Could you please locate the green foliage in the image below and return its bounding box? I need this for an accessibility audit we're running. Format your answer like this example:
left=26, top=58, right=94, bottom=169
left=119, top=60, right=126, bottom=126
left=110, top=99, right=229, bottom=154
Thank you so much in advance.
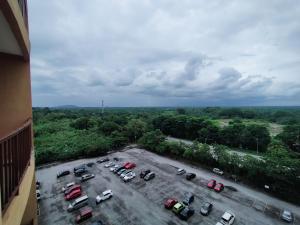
left=277, top=124, right=300, bottom=151
left=138, top=130, right=165, bottom=152
left=125, top=119, right=147, bottom=142
left=70, top=117, right=95, bottom=130
left=98, top=121, right=120, bottom=135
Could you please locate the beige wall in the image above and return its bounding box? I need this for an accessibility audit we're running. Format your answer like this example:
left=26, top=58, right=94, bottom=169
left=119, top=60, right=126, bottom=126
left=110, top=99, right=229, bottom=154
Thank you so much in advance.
left=0, top=55, right=32, bottom=138
left=2, top=155, right=37, bottom=225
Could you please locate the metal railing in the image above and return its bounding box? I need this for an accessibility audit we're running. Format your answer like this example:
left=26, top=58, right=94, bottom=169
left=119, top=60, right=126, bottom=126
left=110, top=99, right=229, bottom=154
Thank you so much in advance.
left=0, top=119, right=32, bottom=213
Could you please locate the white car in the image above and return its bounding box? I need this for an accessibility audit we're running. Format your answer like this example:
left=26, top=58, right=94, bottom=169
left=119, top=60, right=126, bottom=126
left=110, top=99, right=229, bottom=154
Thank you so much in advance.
left=120, top=170, right=132, bottom=179
left=110, top=165, right=119, bottom=172
left=81, top=173, right=95, bottom=182
left=104, top=162, right=115, bottom=168
left=62, top=182, right=75, bottom=192
left=96, top=190, right=113, bottom=204
left=36, top=190, right=41, bottom=201
left=213, top=168, right=224, bottom=175
left=217, top=211, right=235, bottom=225
left=123, top=172, right=136, bottom=182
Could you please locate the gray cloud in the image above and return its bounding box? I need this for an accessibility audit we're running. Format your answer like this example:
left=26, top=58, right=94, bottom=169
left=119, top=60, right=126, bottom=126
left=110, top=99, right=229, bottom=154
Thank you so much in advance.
left=29, top=0, right=300, bottom=107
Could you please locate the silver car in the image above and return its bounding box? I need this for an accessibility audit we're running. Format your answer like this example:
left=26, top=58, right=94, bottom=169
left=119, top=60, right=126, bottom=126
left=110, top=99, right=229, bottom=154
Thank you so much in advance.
left=281, top=210, right=293, bottom=223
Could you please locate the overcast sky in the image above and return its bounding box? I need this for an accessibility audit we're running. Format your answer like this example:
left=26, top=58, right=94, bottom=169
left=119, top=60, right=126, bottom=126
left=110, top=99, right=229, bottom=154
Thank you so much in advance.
left=29, top=0, right=300, bottom=107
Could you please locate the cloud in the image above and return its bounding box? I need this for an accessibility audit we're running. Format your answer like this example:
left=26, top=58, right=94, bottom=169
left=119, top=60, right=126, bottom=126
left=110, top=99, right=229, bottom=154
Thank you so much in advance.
left=29, top=0, right=300, bottom=106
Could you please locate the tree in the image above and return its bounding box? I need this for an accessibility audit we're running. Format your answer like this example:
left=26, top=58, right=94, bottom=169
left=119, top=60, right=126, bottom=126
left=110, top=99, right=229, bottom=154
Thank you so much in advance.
left=125, top=119, right=147, bottom=142
left=138, top=130, right=165, bottom=152
left=277, top=124, right=300, bottom=151
left=70, top=117, right=94, bottom=130
left=240, top=124, right=271, bottom=152
left=99, top=121, right=120, bottom=135
left=176, top=108, right=186, bottom=115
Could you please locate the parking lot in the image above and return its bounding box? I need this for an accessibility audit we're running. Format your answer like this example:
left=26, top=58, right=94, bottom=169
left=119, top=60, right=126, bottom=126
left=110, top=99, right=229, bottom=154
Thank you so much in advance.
left=36, top=147, right=300, bottom=225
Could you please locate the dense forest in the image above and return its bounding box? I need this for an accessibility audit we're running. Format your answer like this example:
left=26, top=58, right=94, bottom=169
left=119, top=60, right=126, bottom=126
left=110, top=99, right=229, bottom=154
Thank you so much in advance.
left=33, top=106, right=300, bottom=203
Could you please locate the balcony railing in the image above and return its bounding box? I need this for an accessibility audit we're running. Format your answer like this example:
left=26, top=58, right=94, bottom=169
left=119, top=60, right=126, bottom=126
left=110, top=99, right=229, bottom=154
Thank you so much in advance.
left=0, top=119, right=32, bottom=213
left=18, top=0, right=28, bottom=28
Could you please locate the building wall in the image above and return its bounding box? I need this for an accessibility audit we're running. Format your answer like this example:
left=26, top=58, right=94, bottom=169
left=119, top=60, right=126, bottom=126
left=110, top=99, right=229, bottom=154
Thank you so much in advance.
left=2, top=155, right=37, bottom=225
left=0, top=55, right=32, bottom=138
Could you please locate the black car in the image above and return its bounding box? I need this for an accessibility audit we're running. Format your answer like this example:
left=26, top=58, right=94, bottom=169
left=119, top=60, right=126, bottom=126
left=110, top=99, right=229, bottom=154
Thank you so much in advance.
left=200, top=202, right=213, bottom=216
left=74, top=164, right=86, bottom=172
left=86, top=162, right=95, bottom=167
left=74, top=167, right=88, bottom=176
left=144, top=172, right=155, bottom=181
left=97, top=157, right=109, bottom=163
left=182, top=192, right=194, bottom=205
left=114, top=166, right=125, bottom=173
left=140, top=169, right=151, bottom=178
left=178, top=207, right=195, bottom=220
left=186, top=173, right=196, bottom=180
left=57, top=170, right=70, bottom=178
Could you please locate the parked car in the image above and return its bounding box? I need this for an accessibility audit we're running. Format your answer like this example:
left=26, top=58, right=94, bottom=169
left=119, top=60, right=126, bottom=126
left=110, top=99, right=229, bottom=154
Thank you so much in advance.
left=186, top=173, right=196, bottom=180
left=120, top=170, right=132, bottom=178
left=36, top=190, right=41, bottom=201
left=172, top=202, right=185, bottom=214
left=74, top=167, right=88, bottom=177
left=114, top=166, right=125, bottom=173
left=96, top=190, right=113, bottom=204
left=74, top=164, right=86, bottom=172
left=110, top=165, right=119, bottom=172
left=140, top=169, right=151, bottom=178
left=200, top=202, right=213, bottom=216
left=177, top=168, right=186, bottom=175
left=178, top=207, right=195, bottom=220
left=81, top=173, right=95, bottom=182
left=65, top=189, right=82, bottom=201
left=164, top=198, right=178, bottom=209
left=36, top=181, right=41, bottom=189
left=75, top=207, right=92, bottom=224
left=217, top=211, right=235, bottom=225
left=86, top=162, right=95, bottom=167
left=214, top=183, right=224, bottom=192
left=64, top=184, right=81, bottom=196
left=144, top=172, right=155, bottom=181
left=213, top=168, right=224, bottom=175
left=113, top=157, right=119, bottom=161
left=104, top=162, right=115, bottom=168
left=57, top=170, right=70, bottom=178
left=207, top=179, right=216, bottom=189
left=62, top=182, right=75, bottom=192
left=97, top=157, right=109, bottom=163
left=281, top=210, right=293, bottom=223
left=182, top=192, right=194, bottom=205
left=68, top=195, right=89, bottom=212
left=123, top=172, right=136, bottom=182
left=117, top=168, right=126, bottom=176
left=124, top=162, right=136, bottom=169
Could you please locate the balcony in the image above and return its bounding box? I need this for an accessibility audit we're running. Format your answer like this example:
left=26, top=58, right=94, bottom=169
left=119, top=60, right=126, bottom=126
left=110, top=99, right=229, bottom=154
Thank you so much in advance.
left=0, top=119, right=32, bottom=213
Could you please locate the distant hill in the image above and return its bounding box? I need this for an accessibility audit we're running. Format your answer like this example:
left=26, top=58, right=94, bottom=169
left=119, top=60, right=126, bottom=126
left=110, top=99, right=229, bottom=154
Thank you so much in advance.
left=53, top=105, right=80, bottom=109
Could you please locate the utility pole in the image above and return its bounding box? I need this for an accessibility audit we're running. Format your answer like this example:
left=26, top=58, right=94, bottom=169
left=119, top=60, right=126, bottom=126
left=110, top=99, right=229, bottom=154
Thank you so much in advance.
left=256, top=137, right=259, bottom=154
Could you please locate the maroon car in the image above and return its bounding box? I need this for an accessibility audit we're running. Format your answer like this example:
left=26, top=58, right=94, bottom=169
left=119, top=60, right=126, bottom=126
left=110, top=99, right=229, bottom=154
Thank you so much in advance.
left=164, top=198, right=178, bottom=209
left=207, top=179, right=216, bottom=189
left=76, top=207, right=93, bottom=223
left=214, top=183, right=224, bottom=192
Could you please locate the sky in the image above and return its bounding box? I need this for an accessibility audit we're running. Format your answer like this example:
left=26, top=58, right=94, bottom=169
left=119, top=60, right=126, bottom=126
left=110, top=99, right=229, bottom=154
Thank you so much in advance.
left=29, top=0, right=300, bottom=107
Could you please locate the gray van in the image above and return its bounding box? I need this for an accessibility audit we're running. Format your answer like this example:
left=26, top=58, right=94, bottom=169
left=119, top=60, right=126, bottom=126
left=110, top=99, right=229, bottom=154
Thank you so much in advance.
left=67, top=195, right=88, bottom=212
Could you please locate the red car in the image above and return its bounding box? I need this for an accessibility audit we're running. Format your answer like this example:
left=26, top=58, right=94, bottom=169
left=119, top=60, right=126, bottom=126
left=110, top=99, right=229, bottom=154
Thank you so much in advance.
left=76, top=207, right=92, bottom=223
left=164, top=198, right=178, bottom=209
left=64, top=184, right=81, bottom=196
left=65, top=189, right=82, bottom=201
left=124, top=162, right=136, bottom=169
left=214, top=183, right=224, bottom=192
left=207, top=179, right=216, bottom=189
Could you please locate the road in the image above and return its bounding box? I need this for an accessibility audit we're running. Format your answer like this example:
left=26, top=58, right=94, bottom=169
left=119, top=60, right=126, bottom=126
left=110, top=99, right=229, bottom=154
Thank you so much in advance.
left=166, top=136, right=263, bottom=160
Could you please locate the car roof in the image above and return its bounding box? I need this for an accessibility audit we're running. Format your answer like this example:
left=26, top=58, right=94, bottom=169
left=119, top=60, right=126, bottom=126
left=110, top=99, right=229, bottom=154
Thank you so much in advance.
left=222, top=212, right=234, bottom=220
left=103, top=190, right=112, bottom=195
left=80, top=207, right=92, bottom=215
